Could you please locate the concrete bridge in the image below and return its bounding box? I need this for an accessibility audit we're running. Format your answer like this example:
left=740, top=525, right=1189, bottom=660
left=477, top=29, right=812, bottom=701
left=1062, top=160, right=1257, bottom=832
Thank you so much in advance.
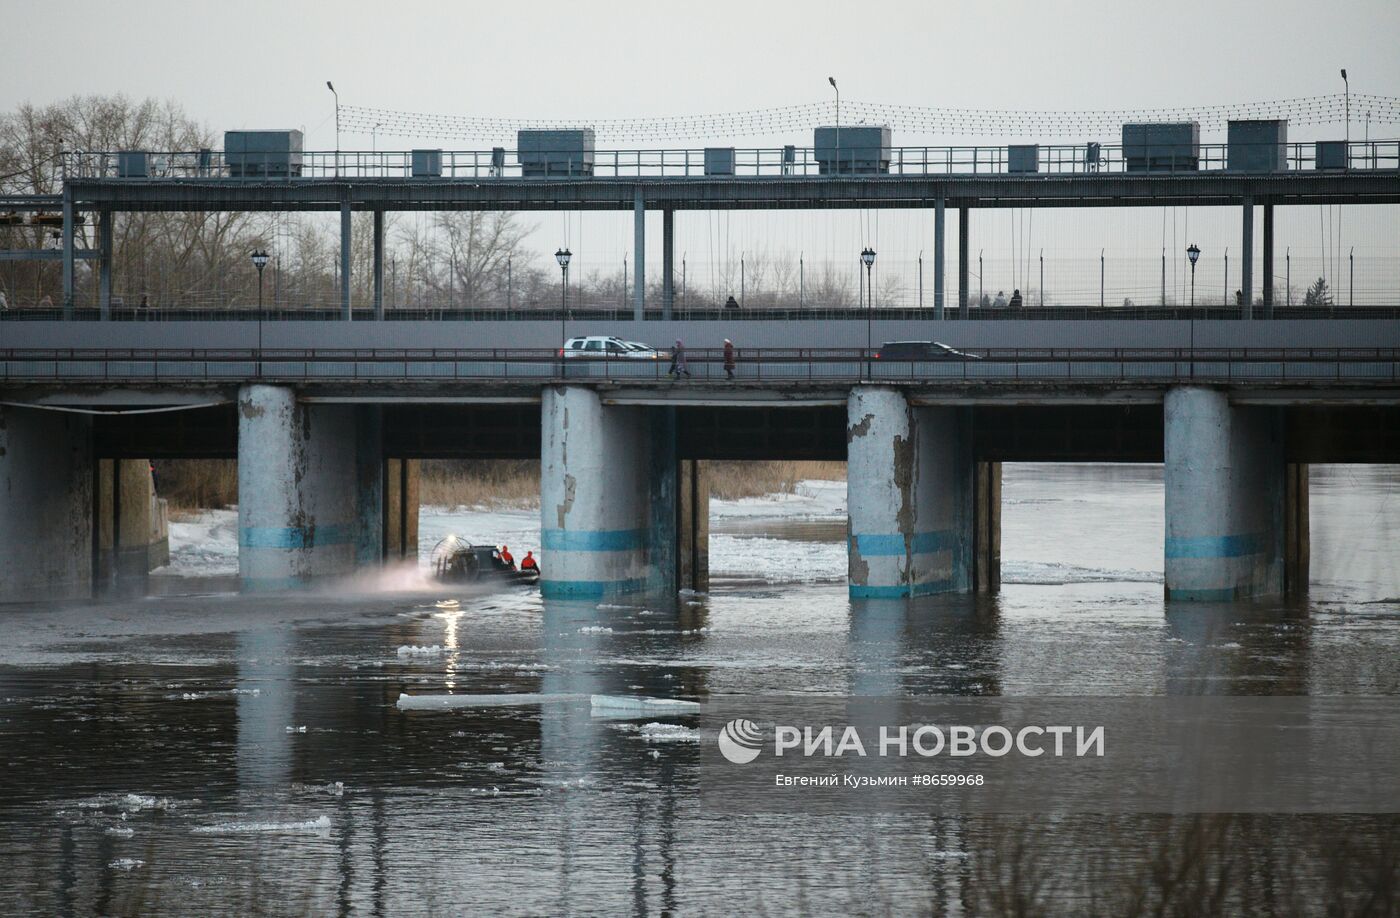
left=0, top=317, right=1396, bottom=605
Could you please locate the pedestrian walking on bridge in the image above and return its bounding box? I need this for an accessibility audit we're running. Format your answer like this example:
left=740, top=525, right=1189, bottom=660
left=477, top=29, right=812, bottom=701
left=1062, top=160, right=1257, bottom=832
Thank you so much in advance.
left=670, top=340, right=690, bottom=378
left=723, top=338, right=736, bottom=380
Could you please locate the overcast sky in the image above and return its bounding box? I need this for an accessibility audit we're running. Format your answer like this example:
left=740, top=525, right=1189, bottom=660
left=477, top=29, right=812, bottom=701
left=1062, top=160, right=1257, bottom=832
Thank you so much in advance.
left=4, top=0, right=1396, bottom=305
left=6, top=0, right=1397, bottom=148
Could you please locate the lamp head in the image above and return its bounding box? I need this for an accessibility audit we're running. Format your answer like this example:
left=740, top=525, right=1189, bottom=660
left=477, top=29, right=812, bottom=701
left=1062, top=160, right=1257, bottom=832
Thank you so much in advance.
left=1340, top=69, right=1347, bottom=81
left=1186, top=243, right=1200, bottom=265
left=326, top=80, right=336, bottom=92
left=828, top=76, right=837, bottom=89
left=555, top=248, right=572, bottom=268
left=251, top=249, right=270, bottom=270
left=861, top=247, right=876, bottom=267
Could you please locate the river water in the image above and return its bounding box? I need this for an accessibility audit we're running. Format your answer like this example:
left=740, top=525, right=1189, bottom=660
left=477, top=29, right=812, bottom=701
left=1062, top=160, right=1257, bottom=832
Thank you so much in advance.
left=1, top=465, right=1396, bottom=915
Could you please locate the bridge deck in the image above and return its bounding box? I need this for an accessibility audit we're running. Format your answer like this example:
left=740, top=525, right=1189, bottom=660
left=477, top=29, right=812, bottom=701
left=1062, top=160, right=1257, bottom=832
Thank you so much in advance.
left=60, top=170, right=1400, bottom=211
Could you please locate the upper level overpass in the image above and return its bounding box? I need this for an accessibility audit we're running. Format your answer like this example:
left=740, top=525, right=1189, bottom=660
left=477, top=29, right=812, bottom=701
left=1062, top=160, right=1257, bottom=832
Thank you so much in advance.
left=7, top=135, right=1399, bottom=321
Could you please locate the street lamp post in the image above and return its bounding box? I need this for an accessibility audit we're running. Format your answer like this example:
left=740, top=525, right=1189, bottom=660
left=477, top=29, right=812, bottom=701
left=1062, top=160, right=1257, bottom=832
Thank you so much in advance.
left=251, top=248, right=270, bottom=310
left=555, top=248, right=572, bottom=362
left=1186, top=243, right=1200, bottom=308
left=371, top=122, right=382, bottom=153
left=326, top=81, right=339, bottom=175
left=1224, top=247, right=1229, bottom=306
left=1286, top=246, right=1291, bottom=306
left=861, top=247, right=876, bottom=379
left=1341, top=69, right=1350, bottom=147
left=828, top=76, right=840, bottom=173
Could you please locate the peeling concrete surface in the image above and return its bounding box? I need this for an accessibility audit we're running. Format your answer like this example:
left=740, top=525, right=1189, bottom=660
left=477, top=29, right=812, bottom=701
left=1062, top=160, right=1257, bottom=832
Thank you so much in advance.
left=847, top=412, right=874, bottom=442
left=556, top=473, right=576, bottom=530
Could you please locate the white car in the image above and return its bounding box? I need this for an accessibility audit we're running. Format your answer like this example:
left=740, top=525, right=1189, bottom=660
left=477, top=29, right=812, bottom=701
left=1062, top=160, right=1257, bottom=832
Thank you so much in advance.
left=562, top=336, right=662, bottom=359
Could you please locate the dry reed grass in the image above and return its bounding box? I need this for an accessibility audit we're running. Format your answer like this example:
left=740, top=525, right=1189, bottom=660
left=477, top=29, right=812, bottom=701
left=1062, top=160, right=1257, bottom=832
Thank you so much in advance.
left=154, top=458, right=847, bottom=512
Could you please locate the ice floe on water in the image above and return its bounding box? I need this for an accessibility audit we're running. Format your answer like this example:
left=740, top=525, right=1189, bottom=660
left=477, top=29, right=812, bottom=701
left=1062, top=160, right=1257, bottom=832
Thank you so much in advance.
left=108, top=858, right=144, bottom=870
left=193, top=815, right=332, bottom=835
left=105, top=826, right=135, bottom=837
left=396, top=692, right=582, bottom=710
left=1002, top=560, right=1162, bottom=586
left=589, top=695, right=702, bottom=717
left=613, top=722, right=702, bottom=743
left=80, top=793, right=177, bottom=814
left=397, top=644, right=446, bottom=658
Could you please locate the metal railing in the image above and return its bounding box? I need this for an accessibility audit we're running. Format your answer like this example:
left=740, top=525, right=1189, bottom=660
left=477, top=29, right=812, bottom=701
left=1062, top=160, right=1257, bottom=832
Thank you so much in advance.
left=5, top=304, right=1400, bottom=323
left=63, top=140, right=1400, bottom=181
left=3, top=346, right=1396, bottom=384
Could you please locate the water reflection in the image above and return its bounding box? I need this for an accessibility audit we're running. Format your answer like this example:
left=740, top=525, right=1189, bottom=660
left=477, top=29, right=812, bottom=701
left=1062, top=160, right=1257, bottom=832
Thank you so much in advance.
left=1, top=465, right=1397, bottom=912
left=236, top=629, right=294, bottom=793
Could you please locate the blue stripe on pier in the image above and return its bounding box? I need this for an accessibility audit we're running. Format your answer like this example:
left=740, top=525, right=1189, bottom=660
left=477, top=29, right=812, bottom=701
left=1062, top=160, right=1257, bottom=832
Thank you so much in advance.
left=541, top=528, right=648, bottom=552
left=239, top=524, right=356, bottom=549
left=1165, top=533, right=1264, bottom=559
left=850, top=531, right=959, bottom=556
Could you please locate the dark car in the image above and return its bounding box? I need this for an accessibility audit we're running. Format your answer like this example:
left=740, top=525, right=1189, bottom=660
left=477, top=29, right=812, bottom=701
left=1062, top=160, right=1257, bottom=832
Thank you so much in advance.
left=875, top=340, right=981, bottom=361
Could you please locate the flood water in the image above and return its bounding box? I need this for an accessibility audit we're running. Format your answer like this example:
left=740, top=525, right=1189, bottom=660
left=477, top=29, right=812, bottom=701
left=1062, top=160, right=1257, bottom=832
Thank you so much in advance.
left=1, top=465, right=1397, bottom=915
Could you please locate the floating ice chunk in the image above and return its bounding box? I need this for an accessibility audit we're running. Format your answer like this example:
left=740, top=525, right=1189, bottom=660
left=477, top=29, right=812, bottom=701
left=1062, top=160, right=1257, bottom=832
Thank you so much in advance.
left=84, top=793, right=175, bottom=813
left=285, top=725, right=307, bottom=733
left=396, top=692, right=582, bottom=710
left=105, top=826, right=135, bottom=837
left=109, top=858, right=144, bottom=870
left=578, top=626, right=612, bottom=634
left=589, top=695, right=702, bottom=717
left=193, top=815, right=332, bottom=835
left=397, top=645, right=445, bottom=658
left=638, top=722, right=701, bottom=743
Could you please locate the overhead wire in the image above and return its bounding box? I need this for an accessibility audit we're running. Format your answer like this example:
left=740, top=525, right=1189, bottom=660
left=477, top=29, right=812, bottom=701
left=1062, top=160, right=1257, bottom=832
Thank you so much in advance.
left=338, top=93, right=1400, bottom=144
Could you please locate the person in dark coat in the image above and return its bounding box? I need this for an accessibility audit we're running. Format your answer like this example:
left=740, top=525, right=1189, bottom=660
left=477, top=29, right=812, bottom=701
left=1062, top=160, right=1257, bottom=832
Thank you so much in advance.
left=1009, top=289, right=1024, bottom=310
left=724, top=295, right=739, bottom=310
left=669, top=340, right=690, bottom=378
left=723, top=338, right=736, bottom=380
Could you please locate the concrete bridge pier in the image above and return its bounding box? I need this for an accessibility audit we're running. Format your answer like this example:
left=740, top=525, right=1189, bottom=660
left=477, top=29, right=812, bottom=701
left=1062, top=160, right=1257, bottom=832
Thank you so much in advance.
left=236, top=385, right=381, bottom=590
left=0, top=406, right=93, bottom=600
left=846, top=387, right=986, bottom=598
left=540, top=387, right=705, bottom=599
left=95, top=459, right=169, bottom=596
left=1164, top=386, right=1305, bottom=601
left=383, top=457, right=420, bottom=564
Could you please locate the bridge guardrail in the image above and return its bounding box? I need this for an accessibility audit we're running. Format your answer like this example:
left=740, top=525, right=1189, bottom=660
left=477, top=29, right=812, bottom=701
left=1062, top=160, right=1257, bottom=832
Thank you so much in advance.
left=63, top=141, right=1400, bottom=180
left=2, top=347, right=1396, bottom=384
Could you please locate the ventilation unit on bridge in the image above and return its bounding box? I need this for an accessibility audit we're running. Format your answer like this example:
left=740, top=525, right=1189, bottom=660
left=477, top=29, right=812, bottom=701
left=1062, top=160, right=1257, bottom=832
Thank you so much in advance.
left=518, top=129, right=595, bottom=177
left=1227, top=120, right=1288, bottom=172
left=412, top=149, right=443, bottom=177
left=814, top=125, right=891, bottom=174
left=117, top=151, right=149, bottom=178
left=1315, top=140, right=1348, bottom=170
left=704, top=147, right=736, bottom=175
left=1122, top=122, right=1199, bottom=172
left=224, top=130, right=304, bottom=177
left=1008, top=144, right=1039, bottom=173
